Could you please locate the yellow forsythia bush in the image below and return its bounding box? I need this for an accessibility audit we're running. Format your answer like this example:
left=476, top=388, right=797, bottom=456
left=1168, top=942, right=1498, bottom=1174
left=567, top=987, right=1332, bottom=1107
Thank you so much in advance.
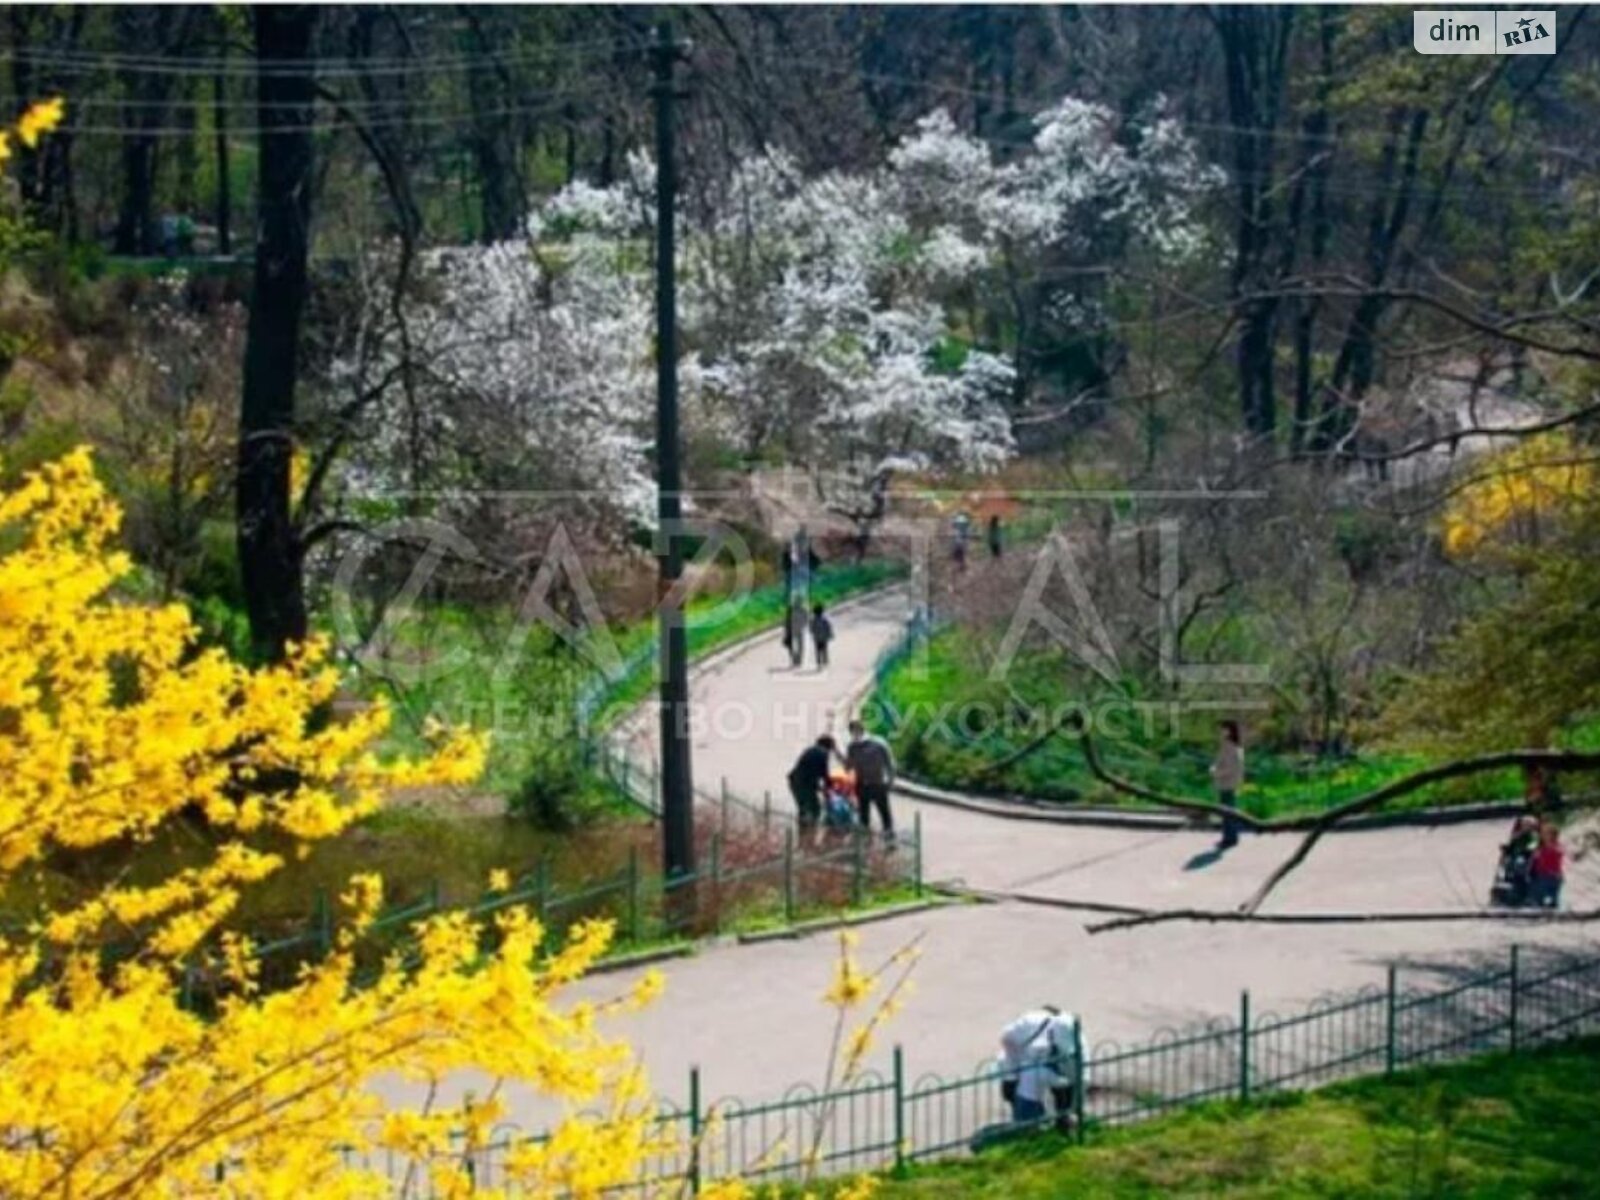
left=0, top=449, right=663, bottom=1197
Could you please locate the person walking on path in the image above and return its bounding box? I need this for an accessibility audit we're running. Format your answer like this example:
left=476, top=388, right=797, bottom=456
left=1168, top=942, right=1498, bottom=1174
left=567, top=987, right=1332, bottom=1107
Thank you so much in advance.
left=787, top=735, right=837, bottom=848
left=987, top=513, right=1003, bottom=559
left=810, top=602, right=834, bottom=668
left=1212, top=720, right=1246, bottom=849
left=845, top=718, right=896, bottom=843
left=785, top=599, right=808, bottom=668
left=1529, top=822, right=1565, bottom=908
left=952, top=511, right=972, bottom=573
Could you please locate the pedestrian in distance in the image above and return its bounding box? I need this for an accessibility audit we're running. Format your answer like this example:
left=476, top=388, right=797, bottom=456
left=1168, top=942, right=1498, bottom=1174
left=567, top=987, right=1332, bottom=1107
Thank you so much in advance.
left=786, top=598, right=808, bottom=669
left=787, top=735, right=837, bottom=849
left=810, top=602, right=834, bottom=668
left=845, top=718, right=896, bottom=845
left=988, top=513, right=1003, bottom=559
left=1529, top=821, right=1565, bottom=908
left=1212, top=719, right=1245, bottom=849
left=952, top=510, right=972, bottom=573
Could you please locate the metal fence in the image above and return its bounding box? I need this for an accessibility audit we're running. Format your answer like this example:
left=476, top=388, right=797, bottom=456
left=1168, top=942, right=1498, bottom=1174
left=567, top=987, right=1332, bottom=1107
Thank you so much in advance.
left=367, top=943, right=1600, bottom=1194
left=175, top=783, right=924, bottom=1008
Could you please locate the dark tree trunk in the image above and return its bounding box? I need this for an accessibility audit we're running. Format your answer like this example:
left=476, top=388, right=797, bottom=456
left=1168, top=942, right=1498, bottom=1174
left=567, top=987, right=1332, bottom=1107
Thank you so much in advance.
left=112, top=8, right=194, bottom=255
left=113, top=137, right=160, bottom=254
left=174, top=86, right=198, bottom=216
left=564, top=100, right=578, bottom=183
left=237, top=5, right=318, bottom=663
left=1312, top=108, right=1429, bottom=455
left=1289, top=12, right=1336, bottom=457
left=8, top=6, right=84, bottom=236
left=1214, top=6, right=1295, bottom=439
left=213, top=70, right=232, bottom=255
left=7, top=8, right=41, bottom=207
left=462, top=6, right=522, bottom=243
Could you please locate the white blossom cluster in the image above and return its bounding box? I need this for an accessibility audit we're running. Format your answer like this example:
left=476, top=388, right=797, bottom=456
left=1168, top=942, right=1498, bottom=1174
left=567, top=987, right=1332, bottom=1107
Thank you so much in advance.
left=335, top=94, right=1217, bottom=528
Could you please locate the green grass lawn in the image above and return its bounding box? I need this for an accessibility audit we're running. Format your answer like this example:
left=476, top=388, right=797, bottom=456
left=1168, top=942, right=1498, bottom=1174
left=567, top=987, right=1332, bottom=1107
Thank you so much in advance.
left=869, top=628, right=1600, bottom=819
left=843, top=1038, right=1600, bottom=1198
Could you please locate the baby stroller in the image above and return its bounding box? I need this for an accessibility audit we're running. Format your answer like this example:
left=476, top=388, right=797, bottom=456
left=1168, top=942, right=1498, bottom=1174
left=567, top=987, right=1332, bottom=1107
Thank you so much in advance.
left=823, top=772, right=858, bottom=838
left=1490, top=820, right=1537, bottom=907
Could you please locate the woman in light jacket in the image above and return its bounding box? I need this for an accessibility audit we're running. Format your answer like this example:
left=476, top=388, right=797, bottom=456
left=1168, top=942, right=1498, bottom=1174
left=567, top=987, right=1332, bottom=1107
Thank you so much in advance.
left=1212, top=720, right=1245, bottom=849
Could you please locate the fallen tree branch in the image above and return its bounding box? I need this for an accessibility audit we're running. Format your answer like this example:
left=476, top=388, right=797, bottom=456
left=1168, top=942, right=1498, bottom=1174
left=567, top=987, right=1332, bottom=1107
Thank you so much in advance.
left=1238, top=749, right=1600, bottom=914
left=1069, top=723, right=1600, bottom=915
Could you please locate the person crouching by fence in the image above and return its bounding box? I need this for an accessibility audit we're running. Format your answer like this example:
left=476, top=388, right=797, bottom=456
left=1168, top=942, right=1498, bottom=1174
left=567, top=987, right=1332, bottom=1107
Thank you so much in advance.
left=787, top=735, right=837, bottom=849
left=972, top=1006, right=1082, bottom=1151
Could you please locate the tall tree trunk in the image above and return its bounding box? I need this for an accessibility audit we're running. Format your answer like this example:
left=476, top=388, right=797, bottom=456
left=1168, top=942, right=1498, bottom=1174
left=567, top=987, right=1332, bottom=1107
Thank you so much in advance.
left=1214, top=7, right=1295, bottom=439
left=1289, top=11, right=1335, bottom=457
left=112, top=8, right=193, bottom=255
left=213, top=70, right=232, bottom=255
left=237, top=5, right=317, bottom=662
left=113, top=137, right=160, bottom=254
left=1311, top=108, right=1429, bottom=455
left=462, top=6, right=522, bottom=242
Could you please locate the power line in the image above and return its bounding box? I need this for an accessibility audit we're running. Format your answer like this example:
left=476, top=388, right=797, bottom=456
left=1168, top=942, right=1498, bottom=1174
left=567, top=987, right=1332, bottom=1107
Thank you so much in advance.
left=53, top=95, right=598, bottom=139
left=780, top=56, right=1600, bottom=168
left=12, top=87, right=591, bottom=113
left=0, top=38, right=644, bottom=79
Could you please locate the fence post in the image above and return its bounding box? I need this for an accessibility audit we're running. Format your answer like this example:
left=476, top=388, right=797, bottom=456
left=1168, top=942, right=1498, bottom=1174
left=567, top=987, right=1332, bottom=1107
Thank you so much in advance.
left=913, top=812, right=924, bottom=898
left=1238, top=990, right=1251, bottom=1103
left=1072, top=1018, right=1086, bottom=1143
left=892, top=1044, right=907, bottom=1175
left=783, top=829, right=795, bottom=924
left=1385, top=963, right=1399, bottom=1075
left=688, top=1065, right=702, bottom=1194
left=461, top=1089, right=478, bottom=1190
left=535, top=859, right=550, bottom=925
left=626, top=846, right=641, bottom=944
left=710, top=833, right=723, bottom=935
left=852, top=827, right=865, bottom=908
left=313, top=888, right=332, bottom=957
left=1508, top=943, right=1521, bottom=1054
left=763, top=789, right=772, bottom=832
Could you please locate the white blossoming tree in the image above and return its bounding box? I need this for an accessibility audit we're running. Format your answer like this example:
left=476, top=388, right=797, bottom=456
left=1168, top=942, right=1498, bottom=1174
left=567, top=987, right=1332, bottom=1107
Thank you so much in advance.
left=330, top=95, right=1216, bottom=550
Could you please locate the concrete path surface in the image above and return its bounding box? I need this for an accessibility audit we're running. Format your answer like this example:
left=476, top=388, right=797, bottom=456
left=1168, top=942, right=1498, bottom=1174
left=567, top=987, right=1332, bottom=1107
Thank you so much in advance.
left=383, top=586, right=1597, bottom=1129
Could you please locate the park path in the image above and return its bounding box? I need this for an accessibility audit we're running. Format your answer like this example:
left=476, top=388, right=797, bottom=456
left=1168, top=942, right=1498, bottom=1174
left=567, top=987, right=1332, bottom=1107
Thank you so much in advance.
left=400, top=584, right=1595, bottom=1127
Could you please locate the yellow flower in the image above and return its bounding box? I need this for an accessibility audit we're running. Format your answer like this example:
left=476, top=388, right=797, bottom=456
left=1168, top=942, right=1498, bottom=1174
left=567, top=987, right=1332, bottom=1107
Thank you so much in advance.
left=0, top=448, right=666, bottom=1198
left=16, top=96, right=65, bottom=148
left=823, top=932, right=873, bottom=1008
left=488, top=867, right=511, bottom=893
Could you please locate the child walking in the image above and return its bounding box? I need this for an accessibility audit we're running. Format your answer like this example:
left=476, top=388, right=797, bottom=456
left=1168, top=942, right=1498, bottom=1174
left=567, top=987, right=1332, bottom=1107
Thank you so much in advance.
left=810, top=602, right=834, bottom=668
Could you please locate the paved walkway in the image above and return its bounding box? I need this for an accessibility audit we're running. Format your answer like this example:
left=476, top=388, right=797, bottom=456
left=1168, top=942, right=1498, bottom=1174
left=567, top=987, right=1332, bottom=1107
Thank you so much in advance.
left=385, top=587, right=1597, bottom=1126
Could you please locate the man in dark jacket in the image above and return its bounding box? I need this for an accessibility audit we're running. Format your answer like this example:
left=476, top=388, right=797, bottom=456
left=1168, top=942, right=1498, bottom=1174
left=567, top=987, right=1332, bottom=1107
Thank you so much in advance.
left=846, top=719, right=896, bottom=843
left=787, top=735, right=837, bottom=846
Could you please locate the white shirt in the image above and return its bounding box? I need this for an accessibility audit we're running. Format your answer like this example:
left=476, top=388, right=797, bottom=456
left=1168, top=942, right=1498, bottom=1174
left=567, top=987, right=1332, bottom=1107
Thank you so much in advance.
left=997, top=1010, right=1080, bottom=1102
